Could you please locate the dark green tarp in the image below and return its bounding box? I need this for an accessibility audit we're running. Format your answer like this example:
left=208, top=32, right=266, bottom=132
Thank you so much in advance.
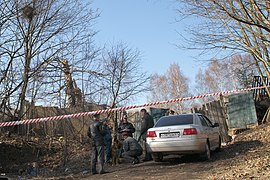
left=226, top=92, right=257, bottom=129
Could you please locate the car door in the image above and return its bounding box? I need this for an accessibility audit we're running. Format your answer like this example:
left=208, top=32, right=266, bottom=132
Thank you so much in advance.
left=198, top=115, right=218, bottom=150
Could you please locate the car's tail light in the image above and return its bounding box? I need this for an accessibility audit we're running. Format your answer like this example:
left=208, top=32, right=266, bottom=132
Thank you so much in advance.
left=183, top=128, right=197, bottom=135
left=147, top=131, right=157, bottom=138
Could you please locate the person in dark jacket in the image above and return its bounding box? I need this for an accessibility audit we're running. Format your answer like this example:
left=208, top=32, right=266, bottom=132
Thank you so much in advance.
left=88, top=114, right=106, bottom=175
left=122, top=133, right=143, bottom=164
left=102, top=118, right=112, bottom=164
left=118, top=114, right=135, bottom=138
left=138, top=108, right=154, bottom=161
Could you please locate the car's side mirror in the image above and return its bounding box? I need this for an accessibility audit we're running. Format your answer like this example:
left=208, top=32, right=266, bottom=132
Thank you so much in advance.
left=213, top=122, right=219, bottom=127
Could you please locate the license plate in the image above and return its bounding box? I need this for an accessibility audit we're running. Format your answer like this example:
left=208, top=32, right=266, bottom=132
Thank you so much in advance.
left=160, top=132, right=180, bottom=138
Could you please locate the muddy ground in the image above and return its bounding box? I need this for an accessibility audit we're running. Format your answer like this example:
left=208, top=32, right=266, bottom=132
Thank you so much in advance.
left=1, top=123, right=270, bottom=180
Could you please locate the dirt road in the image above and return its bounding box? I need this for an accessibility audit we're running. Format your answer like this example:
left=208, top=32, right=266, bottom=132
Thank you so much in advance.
left=80, top=156, right=215, bottom=180
left=80, top=123, right=270, bottom=180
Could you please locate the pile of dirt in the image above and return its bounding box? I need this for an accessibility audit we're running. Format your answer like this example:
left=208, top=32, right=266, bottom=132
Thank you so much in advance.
left=0, top=135, right=91, bottom=179
left=207, top=122, right=270, bottom=179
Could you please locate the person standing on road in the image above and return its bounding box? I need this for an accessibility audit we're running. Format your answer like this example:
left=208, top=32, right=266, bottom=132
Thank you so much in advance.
left=122, top=133, right=143, bottom=165
left=138, top=108, right=154, bottom=161
left=88, top=114, right=106, bottom=175
left=102, top=118, right=112, bottom=164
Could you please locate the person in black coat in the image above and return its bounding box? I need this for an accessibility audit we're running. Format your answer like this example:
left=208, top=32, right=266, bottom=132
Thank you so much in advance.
left=139, top=108, right=154, bottom=161
left=118, top=114, right=135, bottom=138
left=88, top=114, right=106, bottom=175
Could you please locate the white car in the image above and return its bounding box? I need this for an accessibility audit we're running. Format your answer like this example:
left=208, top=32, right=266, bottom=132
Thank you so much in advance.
left=146, top=113, right=221, bottom=162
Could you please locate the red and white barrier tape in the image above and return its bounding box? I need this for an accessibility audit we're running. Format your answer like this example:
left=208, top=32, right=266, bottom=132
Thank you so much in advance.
left=0, top=85, right=269, bottom=127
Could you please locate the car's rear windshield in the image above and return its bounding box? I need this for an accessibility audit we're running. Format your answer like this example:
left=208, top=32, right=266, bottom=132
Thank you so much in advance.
left=155, top=114, right=194, bottom=127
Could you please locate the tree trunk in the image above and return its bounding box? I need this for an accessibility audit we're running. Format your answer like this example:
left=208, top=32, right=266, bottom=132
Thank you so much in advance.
left=19, top=29, right=32, bottom=121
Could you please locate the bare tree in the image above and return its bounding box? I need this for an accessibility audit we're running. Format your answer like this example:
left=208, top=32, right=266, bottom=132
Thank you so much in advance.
left=149, top=63, right=189, bottom=112
left=205, top=60, right=232, bottom=93
left=148, top=73, right=170, bottom=104
left=97, top=42, right=149, bottom=135
left=176, top=0, right=270, bottom=96
left=194, top=54, right=257, bottom=100
left=0, top=0, right=14, bottom=32
left=101, top=42, right=150, bottom=108
left=195, top=68, right=211, bottom=95
left=228, top=54, right=256, bottom=88
left=167, top=63, right=189, bottom=112
left=0, top=0, right=99, bottom=119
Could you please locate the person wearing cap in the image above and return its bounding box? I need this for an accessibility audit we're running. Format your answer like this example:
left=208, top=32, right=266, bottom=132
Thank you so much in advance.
left=118, top=115, right=135, bottom=158
left=121, top=133, right=143, bottom=165
left=102, top=118, right=112, bottom=164
left=87, top=114, right=106, bottom=175
left=118, top=114, right=135, bottom=138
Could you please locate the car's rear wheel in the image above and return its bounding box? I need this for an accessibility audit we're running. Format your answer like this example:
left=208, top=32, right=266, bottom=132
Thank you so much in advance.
left=200, top=141, right=210, bottom=161
left=152, top=153, right=163, bottom=162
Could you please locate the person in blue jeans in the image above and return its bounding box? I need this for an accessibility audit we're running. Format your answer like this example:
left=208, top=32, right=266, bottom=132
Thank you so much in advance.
left=102, top=118, right=112, bottom=164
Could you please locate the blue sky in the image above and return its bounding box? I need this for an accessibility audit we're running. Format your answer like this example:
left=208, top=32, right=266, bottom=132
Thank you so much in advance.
left=92, top=0, right=206, bottom=104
